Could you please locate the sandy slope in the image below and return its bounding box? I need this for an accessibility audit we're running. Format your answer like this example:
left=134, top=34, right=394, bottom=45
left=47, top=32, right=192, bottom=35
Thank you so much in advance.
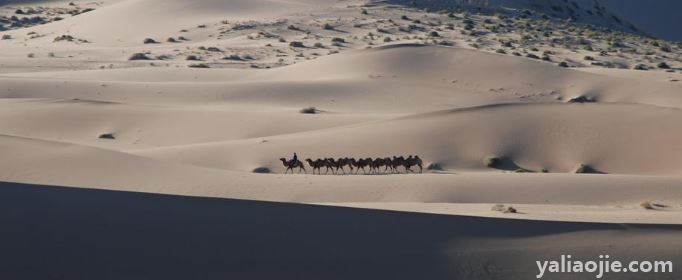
left=1, top=0, right=681, bottom=278
left=1, top=45, right=682, bottom=220
left=3, top=181, right=681, bottom=279
left=2, top=0, right=345, bottom=46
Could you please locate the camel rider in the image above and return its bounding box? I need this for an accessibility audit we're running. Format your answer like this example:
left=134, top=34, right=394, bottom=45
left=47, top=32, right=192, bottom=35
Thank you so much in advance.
left=292, top=153, right=298, bottom=164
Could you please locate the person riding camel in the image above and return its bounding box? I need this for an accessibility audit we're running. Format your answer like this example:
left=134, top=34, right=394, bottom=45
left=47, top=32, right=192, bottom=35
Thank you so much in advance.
left=292, top=153, right=298, bottom=164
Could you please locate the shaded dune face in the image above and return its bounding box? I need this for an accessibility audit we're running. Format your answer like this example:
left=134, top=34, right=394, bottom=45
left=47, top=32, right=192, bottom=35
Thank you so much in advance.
left=2, top=181, right=681, bottom=280
left=1, top=1, right=682, bottom=279
left=386, top=0, right=680, bottom=40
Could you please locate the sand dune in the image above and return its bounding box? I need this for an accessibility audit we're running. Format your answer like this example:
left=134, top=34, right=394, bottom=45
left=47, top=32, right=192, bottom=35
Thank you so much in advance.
left=1, top=43, right=681, bottom=220
left=3, top=132, right=682, bottom=227
left=131, top=102, right=682, bottom=176
left=5, top=0, right=343, bottom=45
left=1, top=0, right=682, bottom=278
left=2, top=181, right=681, bottom=279
left=3, top=46, right=682, bottom=110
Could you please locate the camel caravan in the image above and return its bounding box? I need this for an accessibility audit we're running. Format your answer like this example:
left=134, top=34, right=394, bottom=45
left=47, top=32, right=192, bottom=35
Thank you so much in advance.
left=279, top=153, right=424, bottom=175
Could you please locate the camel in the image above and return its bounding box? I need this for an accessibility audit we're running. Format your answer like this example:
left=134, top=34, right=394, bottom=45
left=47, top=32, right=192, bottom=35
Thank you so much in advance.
left=413, top=155, right=423, bottom=173
left=355, top=158, right=372, bottom=174
left=403, top=155, right=424, bottom=173
left=370, top=157, right=388, bottom=174
left=348, top=158, right=358, bottom=173
left=391, top=156, right=405, bottom=173
left=334, top=157, right=351, bottom=174
left=306, top=158, right=330, bottom=174
left=382, top=157, right=393, bottom=173
left=324, top=158, right=337, bottom=174
left=281, top=154, right=423, bottom=175
left=280, top=158, right=306, bottom=174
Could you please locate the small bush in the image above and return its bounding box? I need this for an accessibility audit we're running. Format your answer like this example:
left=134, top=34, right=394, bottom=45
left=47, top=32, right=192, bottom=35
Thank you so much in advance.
left=491, top=204, right=517, bottom=213
left=331, top=37, right=345, bottom=44
left=186, top=55, right=200, bottom=61
left=633, top=64, right=648, bottom=71
left=2, top=34, right=12, bottom=40
left=567, top=95, right=596, bottom=103
left=166, top=37, right=177, bottom=43
left=526, top=53, right=540, bottom=59
left=658, top=62, right=670, bottom=69
left=496, top=49, right=507, bottom=54
left=322, top=23, right=334, bottom=30
left=252, top=167, right=271, bottom=174
left=300, top=107, right=319, bottom=114
left=314, top=42, right=324, bottom=48
left=128, top=53, right=150, bottom=60
left=54, top=35, right=75, bottom=42
left=223, top=54, right=242, bottom=60
left=289, top=41, right=305, bottom=48
left=188, top=63, right=210, bottom=68
left=558, top=61, right=569, bottom=68
left=485, top=156, right=501, bottom=168
left=428, top=31, right=440, bottom=37
left=143, top=38, right=158, bottom=44
left=583, top=56, right=594, bottom=61
left=98, top=133, right=115, bottom=140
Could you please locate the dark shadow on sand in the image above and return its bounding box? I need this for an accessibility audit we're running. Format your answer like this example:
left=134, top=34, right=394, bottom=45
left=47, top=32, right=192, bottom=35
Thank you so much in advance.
left=0, top=181, right=680, bottom=279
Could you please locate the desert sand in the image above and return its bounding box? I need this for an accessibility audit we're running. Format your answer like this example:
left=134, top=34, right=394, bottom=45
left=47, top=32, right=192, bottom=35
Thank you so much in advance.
left=1, top=0, right=682, bottom=279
